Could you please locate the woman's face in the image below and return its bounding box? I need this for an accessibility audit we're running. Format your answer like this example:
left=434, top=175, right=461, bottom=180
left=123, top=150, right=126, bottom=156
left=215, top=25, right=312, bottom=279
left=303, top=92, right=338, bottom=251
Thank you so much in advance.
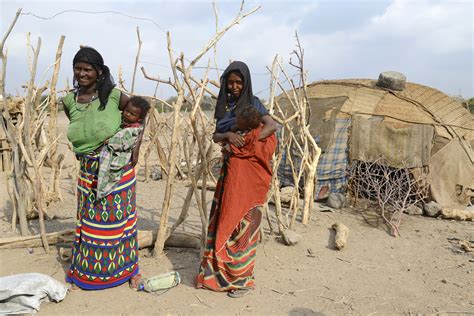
left=226, top=72, right=243, bottom=98
left=73, top=62, right=100, bottom=89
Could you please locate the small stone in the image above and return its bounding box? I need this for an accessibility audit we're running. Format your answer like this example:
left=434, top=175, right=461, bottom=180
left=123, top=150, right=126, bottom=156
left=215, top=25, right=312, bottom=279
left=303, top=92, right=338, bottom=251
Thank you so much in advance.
left=150, top=167, right=162, bottom=181
left=405, top=205, right=423, bottom=216
left=280, top=186, right=295, bottom=204
left=326, top=192, right=346, bottom=209
left=282, top=229, right=302, bottom=246
left=423, top=201, right=442, bottom=217
left=441, top=279, right=447, bottom=284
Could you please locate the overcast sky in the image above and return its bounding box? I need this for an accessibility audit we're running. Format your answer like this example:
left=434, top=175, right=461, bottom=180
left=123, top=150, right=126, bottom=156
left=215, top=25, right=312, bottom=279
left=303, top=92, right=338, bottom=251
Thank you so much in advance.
left=1, top=0, right=473, bottom=100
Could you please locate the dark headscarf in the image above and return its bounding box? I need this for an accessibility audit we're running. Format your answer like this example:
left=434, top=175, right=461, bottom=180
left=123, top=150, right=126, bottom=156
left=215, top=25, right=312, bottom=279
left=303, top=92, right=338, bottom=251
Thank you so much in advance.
left=73, top=46, right=115, bottom=111
left=214, top=61, right=253, bottom=120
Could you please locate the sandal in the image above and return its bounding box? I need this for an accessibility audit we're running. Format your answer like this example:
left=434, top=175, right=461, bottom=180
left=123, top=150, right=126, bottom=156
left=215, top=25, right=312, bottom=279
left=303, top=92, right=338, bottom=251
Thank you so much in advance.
left=129, top=274, right=143, bottom=291
left=227, top=288, right=250, bottom=298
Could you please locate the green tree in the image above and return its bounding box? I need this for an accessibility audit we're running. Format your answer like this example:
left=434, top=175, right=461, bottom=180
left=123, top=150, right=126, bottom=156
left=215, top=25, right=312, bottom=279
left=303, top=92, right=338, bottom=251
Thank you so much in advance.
left=153, top=95, right=215, bottom=112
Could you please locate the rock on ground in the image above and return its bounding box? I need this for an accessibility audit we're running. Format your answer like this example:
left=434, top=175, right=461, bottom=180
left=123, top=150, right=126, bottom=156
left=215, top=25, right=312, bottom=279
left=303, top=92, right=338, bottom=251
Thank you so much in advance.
left=280, top=186, right=294, bottom=204
left=281, top=229, right=302, bottom=246
left=405, top=205, right=423, bottom=216
left=327, top=192, right=347, bottom=209
left=423, top=201, right=442, bottom=217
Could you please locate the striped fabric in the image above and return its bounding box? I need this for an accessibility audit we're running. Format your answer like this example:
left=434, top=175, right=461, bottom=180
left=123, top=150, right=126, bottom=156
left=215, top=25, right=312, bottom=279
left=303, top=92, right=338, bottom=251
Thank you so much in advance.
left=66, top=153, right=139, bottom=290
left=315, top=118, right=351, bottom=198
left=277, top=118, right=351, bottom=199
left=196, top=161, right=262, bottom=291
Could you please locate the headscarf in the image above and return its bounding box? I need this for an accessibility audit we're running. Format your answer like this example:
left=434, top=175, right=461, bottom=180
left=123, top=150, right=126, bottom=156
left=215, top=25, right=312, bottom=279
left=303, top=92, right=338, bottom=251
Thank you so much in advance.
left=73, top=46, right=115, bottom=111
left=214, top=61, right=253, bottom=120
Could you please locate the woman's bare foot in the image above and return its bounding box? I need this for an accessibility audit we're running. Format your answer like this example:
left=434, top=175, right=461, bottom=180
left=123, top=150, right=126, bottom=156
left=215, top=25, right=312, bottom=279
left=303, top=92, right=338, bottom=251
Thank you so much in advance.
left=69, top=283, right=81, bottom=291
left=129, top=274, right=143, bottom=291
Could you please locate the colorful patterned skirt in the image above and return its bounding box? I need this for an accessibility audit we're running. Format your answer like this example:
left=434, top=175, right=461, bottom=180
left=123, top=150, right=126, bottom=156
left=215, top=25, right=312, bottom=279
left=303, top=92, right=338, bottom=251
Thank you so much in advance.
left=66, top=153, right=139, bottom=290
left=195, top=161, right=262, bottom=291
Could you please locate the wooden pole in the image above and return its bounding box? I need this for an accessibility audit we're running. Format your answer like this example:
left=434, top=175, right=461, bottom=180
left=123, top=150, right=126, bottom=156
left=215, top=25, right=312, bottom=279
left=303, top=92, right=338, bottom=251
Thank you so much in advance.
left=25, top=35, right=50, bottom=251
left=47, top=35, right=65, bottom=203
left=0, top=9, right=24, bottom=234
left=130, top=26, right=142, bottom=94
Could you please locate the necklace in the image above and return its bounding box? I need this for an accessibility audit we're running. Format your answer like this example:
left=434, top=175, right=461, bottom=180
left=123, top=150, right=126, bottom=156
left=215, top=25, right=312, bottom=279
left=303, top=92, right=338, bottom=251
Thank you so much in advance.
left=75, top=91, right=98, bottom=111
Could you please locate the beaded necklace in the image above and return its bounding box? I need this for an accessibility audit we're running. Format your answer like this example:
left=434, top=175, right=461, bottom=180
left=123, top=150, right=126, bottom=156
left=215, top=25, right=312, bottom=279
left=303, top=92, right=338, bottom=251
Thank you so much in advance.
left=75, top=91, right=98, bottom=111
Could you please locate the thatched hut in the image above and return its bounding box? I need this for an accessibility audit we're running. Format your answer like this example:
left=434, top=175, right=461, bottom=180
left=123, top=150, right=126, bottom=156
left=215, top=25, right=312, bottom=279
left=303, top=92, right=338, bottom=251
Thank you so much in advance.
left=277, top=74, right=474, bottom=208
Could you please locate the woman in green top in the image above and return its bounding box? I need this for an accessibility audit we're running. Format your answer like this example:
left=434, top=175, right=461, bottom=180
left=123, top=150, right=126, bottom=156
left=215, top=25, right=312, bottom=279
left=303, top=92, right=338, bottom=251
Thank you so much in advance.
left=63, top=46, right=142, bottom=290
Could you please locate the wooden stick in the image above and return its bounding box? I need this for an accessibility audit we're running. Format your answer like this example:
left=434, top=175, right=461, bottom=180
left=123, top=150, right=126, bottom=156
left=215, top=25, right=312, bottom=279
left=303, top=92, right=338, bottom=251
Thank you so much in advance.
left=47, top=35, right=65, bottom=203
left=0, top=229, right=201, bottom=250
left=331, top=222, right=349, bottom=250
left=0, top=229, right=74, bottom=249
left=25, top=35, right=50, bottom=251
left=170, top=185, right=195, bottom=234
left=131, top=26, right=142, bottom=94
left=440, top=209, right=473, bottom=221
left=152, top=33, right=185, bottom=256
left=1, top=9, right=23, bottom=233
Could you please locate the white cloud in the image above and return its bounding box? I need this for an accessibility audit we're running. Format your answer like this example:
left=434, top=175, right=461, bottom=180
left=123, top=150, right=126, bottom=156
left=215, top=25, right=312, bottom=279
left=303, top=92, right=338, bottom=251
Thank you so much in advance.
left=368, top=0, right=472, bottom=54
left=1, top=0, right=473, bottom=99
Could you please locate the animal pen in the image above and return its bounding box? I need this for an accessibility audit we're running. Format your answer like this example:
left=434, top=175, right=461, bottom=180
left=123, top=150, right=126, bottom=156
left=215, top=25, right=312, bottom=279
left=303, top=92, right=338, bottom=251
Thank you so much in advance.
left=1, top=4, right=473, bottom=258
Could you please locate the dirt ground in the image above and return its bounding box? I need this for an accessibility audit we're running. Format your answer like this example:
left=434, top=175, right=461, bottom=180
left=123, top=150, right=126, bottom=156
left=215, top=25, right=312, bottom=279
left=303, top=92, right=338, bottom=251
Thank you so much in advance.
left=1, top=113, right=473, bottom=315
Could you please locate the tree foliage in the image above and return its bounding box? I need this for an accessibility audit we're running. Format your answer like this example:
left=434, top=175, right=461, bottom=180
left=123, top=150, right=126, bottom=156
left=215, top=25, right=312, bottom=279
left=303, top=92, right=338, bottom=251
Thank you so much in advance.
left=153, top=95, right=215, bottom=113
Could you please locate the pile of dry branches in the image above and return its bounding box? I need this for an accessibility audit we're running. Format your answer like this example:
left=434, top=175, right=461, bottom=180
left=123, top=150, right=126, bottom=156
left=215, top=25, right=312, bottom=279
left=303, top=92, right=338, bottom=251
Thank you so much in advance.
left=1, top=9, right=66, bottom=252
left=348, top=158, right=429, bottom=236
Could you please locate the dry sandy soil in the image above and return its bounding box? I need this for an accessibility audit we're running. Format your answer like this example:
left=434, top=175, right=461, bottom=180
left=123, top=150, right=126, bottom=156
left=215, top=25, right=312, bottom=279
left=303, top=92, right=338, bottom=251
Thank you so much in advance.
left=0, top=113, right=473, bottom=315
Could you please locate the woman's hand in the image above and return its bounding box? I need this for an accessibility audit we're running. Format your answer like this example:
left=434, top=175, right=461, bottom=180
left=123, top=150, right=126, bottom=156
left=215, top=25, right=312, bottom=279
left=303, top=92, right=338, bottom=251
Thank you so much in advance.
left=212, top=131, right=245, bottom=147
left=226, top=131, right=245, bottom=147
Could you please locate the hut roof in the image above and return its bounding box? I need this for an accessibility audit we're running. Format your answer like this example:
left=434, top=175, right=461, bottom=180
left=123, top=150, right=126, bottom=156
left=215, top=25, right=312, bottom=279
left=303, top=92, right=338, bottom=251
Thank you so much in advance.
left=305, top=79, right=474, bottom=141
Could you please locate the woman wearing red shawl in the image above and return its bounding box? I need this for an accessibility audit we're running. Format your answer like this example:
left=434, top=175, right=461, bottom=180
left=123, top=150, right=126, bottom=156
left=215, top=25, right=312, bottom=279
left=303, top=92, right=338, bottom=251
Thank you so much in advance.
left=195, top=61, right=278, bottom=298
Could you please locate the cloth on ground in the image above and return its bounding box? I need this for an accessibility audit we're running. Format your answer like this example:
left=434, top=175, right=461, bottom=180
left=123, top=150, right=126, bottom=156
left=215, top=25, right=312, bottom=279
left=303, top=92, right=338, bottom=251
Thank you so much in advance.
left=0, top=273, right=68, bottom=315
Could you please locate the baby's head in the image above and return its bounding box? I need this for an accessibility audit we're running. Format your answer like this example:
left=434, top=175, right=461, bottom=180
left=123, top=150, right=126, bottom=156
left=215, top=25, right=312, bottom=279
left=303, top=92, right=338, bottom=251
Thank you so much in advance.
left=123, top=96, right=150, bottom=124
left=235, top=105, right=262, bottom=131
